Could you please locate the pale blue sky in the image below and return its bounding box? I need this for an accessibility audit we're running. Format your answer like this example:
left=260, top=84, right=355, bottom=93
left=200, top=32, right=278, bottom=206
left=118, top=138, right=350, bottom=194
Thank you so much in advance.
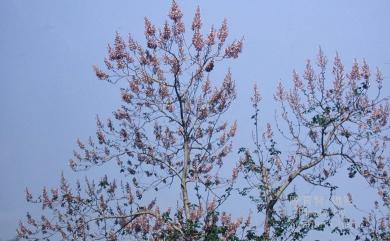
left=0, top=0, right=389, bottom=240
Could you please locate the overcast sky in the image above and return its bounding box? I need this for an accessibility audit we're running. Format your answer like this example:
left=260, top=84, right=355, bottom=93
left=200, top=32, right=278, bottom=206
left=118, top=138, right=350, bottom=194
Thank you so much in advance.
left=1, top=0, right=390, bottom=240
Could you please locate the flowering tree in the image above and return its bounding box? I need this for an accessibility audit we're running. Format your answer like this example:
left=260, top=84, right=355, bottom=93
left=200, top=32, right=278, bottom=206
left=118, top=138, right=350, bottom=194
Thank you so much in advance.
left=17, top=1, right=247, bottom=240
left=238, top=49, right=389, bottom=240
left=17, top=2, right=390, bottom=241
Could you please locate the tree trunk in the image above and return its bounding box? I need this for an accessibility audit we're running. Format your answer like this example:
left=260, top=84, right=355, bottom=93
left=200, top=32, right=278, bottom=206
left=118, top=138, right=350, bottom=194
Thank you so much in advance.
left=181, top=138, right=190, bottom=219
left=263, top=208, right=272, bottom=241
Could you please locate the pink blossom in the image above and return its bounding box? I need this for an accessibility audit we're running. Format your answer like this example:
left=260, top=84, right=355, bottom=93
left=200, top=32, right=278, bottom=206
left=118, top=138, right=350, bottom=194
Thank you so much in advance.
left=121, top=90, right=133, bottom=103
left=332, top=53, right=345, bottom=96
left=169, top=0, right=183, bottom=21
left=160, top=21, right=171, bottom=41
left=292, top=70, right=303, bottom=89
left=228, top=121, right=237, bottom=137
left=144, top=17, right=156, bottom=36
left=93, top=65, right=109, bottom=80
left=192, top=30, right=204, bottom=51
left=206, top=26, right=216, bottom=46
left=251, top=83, right=262, bottom=106
left=173, top=19, right=185, bottom=36
left=192, top=7, right=202, bottom=31
left=128, top=34, right=139, bottom=51
left=349, top=59, right=360, bottom=81
left=317, top=47, right=327, bottom=68
left=218, top=19, right=228, bottom=43
left=274, top=82, right=285, bottom=101
left=224, top=39, right=243, bottom=58
left=375, top=67, right=383, bottom=89
left=361, top=59, right=370, bottom=80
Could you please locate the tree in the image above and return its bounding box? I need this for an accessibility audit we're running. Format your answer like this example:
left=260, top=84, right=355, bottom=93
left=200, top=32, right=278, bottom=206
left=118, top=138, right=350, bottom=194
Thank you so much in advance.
left=18, top=1, right=247, bottom=241
left=238, top=49, right=389, bottom=240
left=17, top=2, right=389, bottom=241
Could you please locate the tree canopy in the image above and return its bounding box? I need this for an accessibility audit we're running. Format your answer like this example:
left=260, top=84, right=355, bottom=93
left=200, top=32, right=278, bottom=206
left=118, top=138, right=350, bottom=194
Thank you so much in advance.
left=17, top=1, right=389, bottom=241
